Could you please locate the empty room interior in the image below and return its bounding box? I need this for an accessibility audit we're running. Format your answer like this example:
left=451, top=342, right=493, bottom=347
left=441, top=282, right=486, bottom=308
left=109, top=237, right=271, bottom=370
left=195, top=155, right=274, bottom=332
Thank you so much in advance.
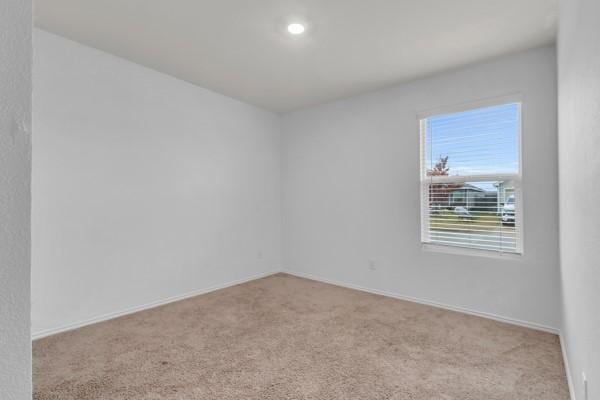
left=2, top=0, right=600, bottom=399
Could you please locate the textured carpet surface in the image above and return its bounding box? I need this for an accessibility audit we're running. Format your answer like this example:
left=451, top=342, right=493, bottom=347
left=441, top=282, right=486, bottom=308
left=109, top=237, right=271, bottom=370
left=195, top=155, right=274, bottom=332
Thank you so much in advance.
left=34, top=273, right=568, bottom=399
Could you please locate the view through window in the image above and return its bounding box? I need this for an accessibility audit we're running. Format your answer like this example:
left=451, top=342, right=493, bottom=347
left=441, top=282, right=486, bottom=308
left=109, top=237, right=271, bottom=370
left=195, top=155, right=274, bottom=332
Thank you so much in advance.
left=420, top=102, right=522, bottom=253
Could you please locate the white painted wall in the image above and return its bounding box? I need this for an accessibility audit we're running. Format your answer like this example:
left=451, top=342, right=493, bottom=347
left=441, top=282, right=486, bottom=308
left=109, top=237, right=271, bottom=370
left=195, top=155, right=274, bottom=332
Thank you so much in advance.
left=32, top=26, right=563, bottom=351
left=282, top=47, right=560, bottom=331
left=0, top=1, right=32, bottom=398
left=558, top=0, right=600, bottom=398
left=32, top=29, right=282, bottom=337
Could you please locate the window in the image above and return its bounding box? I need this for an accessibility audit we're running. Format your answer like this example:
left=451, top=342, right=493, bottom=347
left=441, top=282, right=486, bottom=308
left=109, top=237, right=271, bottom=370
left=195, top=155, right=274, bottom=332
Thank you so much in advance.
left=420, top=101, right=522, bottom=254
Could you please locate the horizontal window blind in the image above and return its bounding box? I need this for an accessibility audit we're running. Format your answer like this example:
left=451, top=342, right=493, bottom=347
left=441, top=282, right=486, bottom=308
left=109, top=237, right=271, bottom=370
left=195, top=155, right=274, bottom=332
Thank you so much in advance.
left=420, top=102, right=522, bottom=254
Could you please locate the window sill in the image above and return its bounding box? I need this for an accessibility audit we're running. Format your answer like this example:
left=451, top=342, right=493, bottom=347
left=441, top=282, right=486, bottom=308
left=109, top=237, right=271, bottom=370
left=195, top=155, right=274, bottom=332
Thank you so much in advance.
left=421, top=242, right=523, bottom=260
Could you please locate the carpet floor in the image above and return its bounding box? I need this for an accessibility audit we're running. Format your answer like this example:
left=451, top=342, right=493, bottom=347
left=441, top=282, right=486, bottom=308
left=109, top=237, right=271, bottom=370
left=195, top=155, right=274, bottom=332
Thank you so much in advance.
left=33, top=273, right=569, bottom=399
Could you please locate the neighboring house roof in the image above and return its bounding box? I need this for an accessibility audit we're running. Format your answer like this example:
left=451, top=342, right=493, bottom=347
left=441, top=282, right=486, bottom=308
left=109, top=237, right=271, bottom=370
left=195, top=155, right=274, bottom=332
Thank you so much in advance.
left=454, top=183, right=485, bottom=192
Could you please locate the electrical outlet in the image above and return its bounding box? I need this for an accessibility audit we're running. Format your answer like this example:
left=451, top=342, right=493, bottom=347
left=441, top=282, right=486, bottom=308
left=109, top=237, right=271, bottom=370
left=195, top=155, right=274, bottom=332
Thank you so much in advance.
left=582, top=372, right=588, bottom=400
left=368, top=259, right=377, bottom=271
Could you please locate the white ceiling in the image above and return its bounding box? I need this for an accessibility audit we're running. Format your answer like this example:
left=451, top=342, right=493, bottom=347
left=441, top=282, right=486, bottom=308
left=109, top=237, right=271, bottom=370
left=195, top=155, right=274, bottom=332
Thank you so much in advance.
left=35, top=0, right=558, bottom=113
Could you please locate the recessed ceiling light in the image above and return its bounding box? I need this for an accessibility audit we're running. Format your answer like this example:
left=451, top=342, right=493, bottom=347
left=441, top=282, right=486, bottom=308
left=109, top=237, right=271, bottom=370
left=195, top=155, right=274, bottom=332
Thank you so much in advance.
left=287, top=23, right=305, bottom=35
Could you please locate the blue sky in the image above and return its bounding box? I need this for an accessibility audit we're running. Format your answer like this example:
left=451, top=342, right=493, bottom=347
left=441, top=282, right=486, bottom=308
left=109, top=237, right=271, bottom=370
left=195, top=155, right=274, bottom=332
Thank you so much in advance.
left=425, top=102, right=519, bottom=190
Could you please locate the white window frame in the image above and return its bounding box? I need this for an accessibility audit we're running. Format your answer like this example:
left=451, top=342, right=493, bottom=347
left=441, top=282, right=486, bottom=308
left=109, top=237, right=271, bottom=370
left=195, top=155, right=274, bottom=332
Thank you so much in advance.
left=418, top=95, right=524, bottom=257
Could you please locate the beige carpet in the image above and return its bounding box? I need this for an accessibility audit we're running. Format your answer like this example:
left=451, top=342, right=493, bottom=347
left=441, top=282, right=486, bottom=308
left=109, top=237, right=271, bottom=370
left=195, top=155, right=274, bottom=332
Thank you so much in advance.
left=34, top=273, right=568, bottom=399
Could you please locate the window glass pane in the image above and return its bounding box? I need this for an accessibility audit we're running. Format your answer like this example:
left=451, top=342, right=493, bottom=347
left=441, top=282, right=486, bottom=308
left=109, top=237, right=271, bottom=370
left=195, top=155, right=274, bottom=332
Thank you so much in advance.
left=427, top=180, right=518, bottom=252
left=425, top=103, right=519, bottom=176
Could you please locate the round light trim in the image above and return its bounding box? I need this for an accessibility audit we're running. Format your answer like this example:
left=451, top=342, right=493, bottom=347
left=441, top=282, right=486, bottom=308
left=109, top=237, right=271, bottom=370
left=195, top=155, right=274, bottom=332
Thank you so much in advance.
left=287, top=23, right=305, bottom=35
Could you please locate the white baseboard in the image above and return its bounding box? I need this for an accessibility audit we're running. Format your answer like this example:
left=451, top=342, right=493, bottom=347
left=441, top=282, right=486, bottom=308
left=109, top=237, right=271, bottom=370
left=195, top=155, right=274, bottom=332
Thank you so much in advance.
left=34, top=267, right=572, bottom=398
left=31, top=269, right=282, bottom=341
left=284, top=269, right=559, bottom=335
left=560, top=333, right=576, bottom=400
